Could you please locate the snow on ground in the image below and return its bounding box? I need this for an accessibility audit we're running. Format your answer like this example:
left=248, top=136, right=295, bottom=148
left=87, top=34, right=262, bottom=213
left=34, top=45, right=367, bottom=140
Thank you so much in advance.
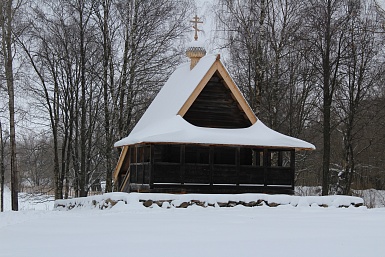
left=1, top=187, right=385, bottom=257
left=354, top=189, right=385, bottom=208
left=296, top=186, right=385, bottom=208
left=53, top=192, right=364, bottom=210
left=1, top=186, right=55, bottom=211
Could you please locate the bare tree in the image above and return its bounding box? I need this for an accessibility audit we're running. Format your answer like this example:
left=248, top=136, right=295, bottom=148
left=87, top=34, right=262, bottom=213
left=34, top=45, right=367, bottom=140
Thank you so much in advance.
left=17, top=132, right=53, bottom=193
left=93, top=0, right=116, bottom=193
left=215, top=0, right=266, bottom=116
left=263, top=0, right=315, bottom=134
left=215, top=0, right=316, bottom=135
left=6, top=0, right=385, bottom=196
left=301, top=0, right=350, bottom=195
left=19, top=3, right=64, bottom=198
left=0, top=0, right=20, bottom=210
left=115, top=0, right=193, bottom=139
left=332, top=0, right=385, bottom=194
left=21, top=0, right=193, bottom=197
left=215, top=0, right=319, bottom=188
left=0, top=120, right=5, bottom=212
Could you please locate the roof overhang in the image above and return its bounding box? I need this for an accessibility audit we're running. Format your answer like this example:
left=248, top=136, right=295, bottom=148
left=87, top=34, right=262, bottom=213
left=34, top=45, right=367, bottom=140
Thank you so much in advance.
left=114, top=116, right=315, bottom=151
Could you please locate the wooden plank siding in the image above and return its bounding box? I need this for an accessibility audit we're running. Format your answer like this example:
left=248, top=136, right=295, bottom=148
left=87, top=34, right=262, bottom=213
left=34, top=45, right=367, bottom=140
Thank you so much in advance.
left=178, top=57, right=257, bottom=126
left=183, top=72, right=252, bottom=128
left=123, top=143, right=296, bottom=195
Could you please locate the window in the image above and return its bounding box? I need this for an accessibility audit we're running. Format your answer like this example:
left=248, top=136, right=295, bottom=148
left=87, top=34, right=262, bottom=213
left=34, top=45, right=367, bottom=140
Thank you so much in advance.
left=240, top=148, right=263, bottom=166
left=267, top=150, right=291, bottom=167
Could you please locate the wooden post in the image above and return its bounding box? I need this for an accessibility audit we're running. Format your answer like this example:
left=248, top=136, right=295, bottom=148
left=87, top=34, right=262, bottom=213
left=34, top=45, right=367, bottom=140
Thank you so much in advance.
left=290, top=150, right=296, bottom=190
left=254, top=149, right=260, bottom=166
left=139, top=146, right=144, bottom=185
left=134, top=145, right=138, bottom=184
left=150, top=145, right=154, bottom=189
left=128, top=146, right=132, bottom=184
left=236, top=147, right=240, bottom=186
left=180, top=145, right=185, bottom=185
left=263, top=149, right=269, bottom=189
left=278, top=151, right=283, bottom=166
left=209, top=146, right=214, bottom=186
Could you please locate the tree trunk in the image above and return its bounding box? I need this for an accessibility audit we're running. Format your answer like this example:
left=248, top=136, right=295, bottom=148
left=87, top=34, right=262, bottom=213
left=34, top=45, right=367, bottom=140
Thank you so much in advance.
left=101, top=0, right=113, bottom=193
left=53, top=78, right=62, bottom=199
left=79, top=2, right=88, bottom=197
left=1, top=0, right=18, bottom=210
left=322, top=4, right=332, bottom=195
left=0, top=120, right=5, bottom=212
left=321, top=0, right=334, bottom=196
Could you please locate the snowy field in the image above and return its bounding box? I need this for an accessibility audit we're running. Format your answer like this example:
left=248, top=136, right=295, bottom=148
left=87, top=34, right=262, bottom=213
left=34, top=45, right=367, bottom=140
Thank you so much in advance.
left=1, top=187, right=385, bottom=257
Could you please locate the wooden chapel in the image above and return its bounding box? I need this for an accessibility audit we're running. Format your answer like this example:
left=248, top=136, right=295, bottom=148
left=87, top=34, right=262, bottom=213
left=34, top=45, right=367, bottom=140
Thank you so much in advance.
left=113, top=16, right=315, bottom=195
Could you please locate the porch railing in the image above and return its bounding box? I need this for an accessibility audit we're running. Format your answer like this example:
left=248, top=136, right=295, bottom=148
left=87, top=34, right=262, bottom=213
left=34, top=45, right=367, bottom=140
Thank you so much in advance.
left=128, top=162, right=294, bottom=191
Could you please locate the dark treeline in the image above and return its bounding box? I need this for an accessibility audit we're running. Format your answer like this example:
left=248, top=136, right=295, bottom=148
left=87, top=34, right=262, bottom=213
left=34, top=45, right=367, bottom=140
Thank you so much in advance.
left=215, top=0, right=385, bottom=195
left=1, top=0, right=194, bottom=206
left=1, top=0, right=385, bottom=209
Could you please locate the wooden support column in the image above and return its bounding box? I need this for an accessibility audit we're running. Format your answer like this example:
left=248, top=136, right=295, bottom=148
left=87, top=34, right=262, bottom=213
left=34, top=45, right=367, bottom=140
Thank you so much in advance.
left=120, top=146, right=133, bottom=192
left=290, top=150, right=296, bottom=190
left=263, top=149, right=269, bottom=189
left=128, top=146, right=132, bottom=184
left=180, top=145, right=185, bottom=185
left=278, top=151, right=283, bottom=166
left=139, top=147, right=144, bottom=185
left=149, top=145, right=154, bottom=189
left=236, top=147, right=240, bottom=186
left=209, top=146, right=214, bottom=186
left=133, top=145, right=137, bottom=184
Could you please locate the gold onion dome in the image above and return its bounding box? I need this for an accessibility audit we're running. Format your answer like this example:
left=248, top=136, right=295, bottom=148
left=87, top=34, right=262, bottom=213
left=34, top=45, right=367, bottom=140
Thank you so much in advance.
left=186, top=41, right=206, bottom=70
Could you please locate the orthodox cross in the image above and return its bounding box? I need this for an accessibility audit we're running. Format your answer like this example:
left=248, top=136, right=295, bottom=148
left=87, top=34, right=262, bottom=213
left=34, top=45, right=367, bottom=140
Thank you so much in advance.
left=190, top=15, right=203, bottom=41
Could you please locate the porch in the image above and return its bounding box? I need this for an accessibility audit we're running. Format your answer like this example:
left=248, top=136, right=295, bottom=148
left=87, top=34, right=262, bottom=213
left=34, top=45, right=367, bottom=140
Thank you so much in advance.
left=117, top=144, right=296, bottom=194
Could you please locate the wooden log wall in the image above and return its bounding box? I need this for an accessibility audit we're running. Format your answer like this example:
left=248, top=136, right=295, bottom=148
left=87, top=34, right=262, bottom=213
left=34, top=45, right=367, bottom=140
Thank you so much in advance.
left=183, top=72, right=252, bottom=128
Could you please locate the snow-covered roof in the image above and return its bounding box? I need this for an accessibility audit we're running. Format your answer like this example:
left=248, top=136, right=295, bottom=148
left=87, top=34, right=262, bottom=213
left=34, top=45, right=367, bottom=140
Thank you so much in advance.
left=114, top=54, right=315, bottom=150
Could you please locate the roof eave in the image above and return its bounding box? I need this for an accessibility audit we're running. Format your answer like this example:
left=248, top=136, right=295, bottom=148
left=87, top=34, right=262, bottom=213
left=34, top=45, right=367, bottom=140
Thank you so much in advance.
left=114, top=141, right=315, bottom=151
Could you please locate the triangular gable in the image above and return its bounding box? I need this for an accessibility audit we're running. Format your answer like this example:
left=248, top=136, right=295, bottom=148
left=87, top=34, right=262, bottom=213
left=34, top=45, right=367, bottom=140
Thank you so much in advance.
left=182, top=71, right=250, bottom=128
left=178, top=55, right=257, bottom=127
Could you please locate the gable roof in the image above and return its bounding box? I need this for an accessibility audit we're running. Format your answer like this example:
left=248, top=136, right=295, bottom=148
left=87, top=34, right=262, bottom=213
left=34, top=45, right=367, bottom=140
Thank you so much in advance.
left=114, top=54, right=315, bottom=150
left=182, top=71, right=252, bottom=128
left=177, top=54, right=257, bottom=125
